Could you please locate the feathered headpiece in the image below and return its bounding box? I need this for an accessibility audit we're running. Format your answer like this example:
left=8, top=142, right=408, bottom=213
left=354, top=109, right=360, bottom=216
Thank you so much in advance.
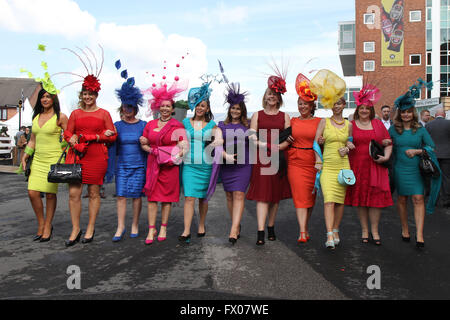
left=295, top=73, right=317, bottom=102
left=395, top=78, right=432, bottom=111
left=53, top=45, right=104, bottom=93
left=20, top=44, right=59, bottom=95
left=217, top=60, right=248, bottom=106
left=353, top=84, right=381, bottom=107
left=267, top=60, right=288, bottom=95
left=142, top=55, right=189, bottom=115
left=188, top=82, right=212, bottom=111
left=310, top=69, right=346, bottom=109
left=114, top=60, right=143, bottom=108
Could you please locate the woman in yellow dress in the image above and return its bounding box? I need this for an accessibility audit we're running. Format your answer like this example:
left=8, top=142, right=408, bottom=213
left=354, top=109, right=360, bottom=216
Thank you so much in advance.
left=314, top=97, right=354, bottom=249
left=22, top=88, right=68, bottom=242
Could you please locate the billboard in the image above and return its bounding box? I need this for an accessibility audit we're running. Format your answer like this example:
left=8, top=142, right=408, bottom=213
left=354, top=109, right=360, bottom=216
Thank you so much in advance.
left=381, top=0, right=405, bottom=67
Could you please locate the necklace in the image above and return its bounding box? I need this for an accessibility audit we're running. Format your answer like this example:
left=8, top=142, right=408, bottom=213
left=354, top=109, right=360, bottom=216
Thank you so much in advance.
left=331, top=117, right=345, bottom=125
left=159, top=117, right=171, bottom=123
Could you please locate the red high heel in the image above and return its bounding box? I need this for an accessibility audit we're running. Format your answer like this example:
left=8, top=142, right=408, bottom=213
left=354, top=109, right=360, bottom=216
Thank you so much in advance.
left=297, top=232, right=308, bottom=244
left=145, top=226, right=157, bottom=245
left=158, top=223, right=168, bottom=242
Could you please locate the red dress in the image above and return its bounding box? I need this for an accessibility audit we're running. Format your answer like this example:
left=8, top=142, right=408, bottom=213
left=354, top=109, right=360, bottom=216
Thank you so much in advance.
left=246, top=110, right=292, bottom=203
left=142, top=118, right=186, bottom=203
left=344, top=119, right=393, bottom=208
left=64, top=108, right=116, bottom=185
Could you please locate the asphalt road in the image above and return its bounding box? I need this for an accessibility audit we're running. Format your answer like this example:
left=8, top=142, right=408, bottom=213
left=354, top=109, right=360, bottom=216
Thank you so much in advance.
left=1, top=170, right=449, bottom=301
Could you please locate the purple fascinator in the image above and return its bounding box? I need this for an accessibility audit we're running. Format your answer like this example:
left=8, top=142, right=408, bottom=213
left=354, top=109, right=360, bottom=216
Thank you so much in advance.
left=225, top=82, right=248, bottom=106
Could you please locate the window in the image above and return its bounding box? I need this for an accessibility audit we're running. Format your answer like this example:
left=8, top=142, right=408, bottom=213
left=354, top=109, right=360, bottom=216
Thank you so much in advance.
left=364, top=13, right=375, bottom=25
left=427, top=52, right=432, bottom=65
left=364, top=60, right=375, bottom=71
left=0, top=109, right=7, bottom=121
left=410, top=54, right=422, bottom=65
left=410, top=10, right=422, bottom=22
left=364, top=42, right=375, bottom=53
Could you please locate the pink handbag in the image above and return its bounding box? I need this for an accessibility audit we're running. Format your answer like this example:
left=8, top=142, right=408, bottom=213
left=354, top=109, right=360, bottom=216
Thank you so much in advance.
left=156, top=146, right=182, bottom=166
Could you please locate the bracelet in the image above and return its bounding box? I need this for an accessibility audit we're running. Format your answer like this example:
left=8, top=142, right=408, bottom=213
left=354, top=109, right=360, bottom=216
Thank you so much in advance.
left=315, top=162, right=323, bottom=165
left=24, top=146, right=35, bottom=156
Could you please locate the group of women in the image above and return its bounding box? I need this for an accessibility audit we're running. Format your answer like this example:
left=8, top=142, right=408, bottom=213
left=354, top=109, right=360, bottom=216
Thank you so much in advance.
left=21, top=52, right=441, bottom=250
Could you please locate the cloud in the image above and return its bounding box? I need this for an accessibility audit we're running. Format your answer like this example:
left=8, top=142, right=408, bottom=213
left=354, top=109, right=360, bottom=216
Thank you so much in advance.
left=185, top=2, right=249, bottom=29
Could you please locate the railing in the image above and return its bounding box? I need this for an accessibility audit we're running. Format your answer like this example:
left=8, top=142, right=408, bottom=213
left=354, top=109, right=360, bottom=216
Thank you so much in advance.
left=0, top=136, right=13, bottom=159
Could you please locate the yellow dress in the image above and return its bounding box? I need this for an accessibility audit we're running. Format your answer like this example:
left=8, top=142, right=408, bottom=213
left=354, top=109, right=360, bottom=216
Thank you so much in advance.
left=28, top=114, right=62, bottom=193
left=320, top=118, right=350, bottom=204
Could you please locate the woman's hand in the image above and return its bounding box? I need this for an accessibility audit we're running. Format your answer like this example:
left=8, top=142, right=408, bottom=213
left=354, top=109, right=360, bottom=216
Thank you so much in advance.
left=287, top=135, right=294, bottom=144
left=104, top=130, right=115, bottom=137
left=346, top=141, right=356, bottom=150
left=318, top=136, right=325, bottom=145
left=374, top=155, right=388, bottom=164
left=139, top=136, right=149, bottom=146
left=69, top=134, right=78, bottom=147
left=314, top=163, right=323, bottom=172
left=338, top=147, right=350, bottom=157
left=405, top=149, right=421, bottom=158
left=21, top=154, right=28, bottom=171
left=223, top=152, right=237, bottom=164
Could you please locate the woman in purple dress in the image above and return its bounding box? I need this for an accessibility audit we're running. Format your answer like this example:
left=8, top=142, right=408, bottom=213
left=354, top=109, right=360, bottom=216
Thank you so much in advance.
left=218, top=83, right=252, bottom=245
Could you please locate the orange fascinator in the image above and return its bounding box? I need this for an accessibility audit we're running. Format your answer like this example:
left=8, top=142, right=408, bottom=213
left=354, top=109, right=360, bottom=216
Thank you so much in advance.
left=295, top=73, right=317, bottom=102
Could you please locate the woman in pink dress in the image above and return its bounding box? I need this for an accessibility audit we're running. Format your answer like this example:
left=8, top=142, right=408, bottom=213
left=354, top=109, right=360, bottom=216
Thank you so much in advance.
left=344, top=85, right=393, bottom=245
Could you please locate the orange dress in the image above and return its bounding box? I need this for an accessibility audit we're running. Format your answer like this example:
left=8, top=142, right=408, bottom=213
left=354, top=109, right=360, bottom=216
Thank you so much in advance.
left=287, top=117, right=322, bottom=208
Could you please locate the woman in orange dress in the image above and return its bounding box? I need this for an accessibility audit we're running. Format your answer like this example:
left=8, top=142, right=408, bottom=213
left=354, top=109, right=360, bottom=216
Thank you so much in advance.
left=286, top=74, right=321, bottom=244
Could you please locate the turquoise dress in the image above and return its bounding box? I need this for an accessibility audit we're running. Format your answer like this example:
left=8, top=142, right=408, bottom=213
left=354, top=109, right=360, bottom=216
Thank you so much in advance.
left=182, top=118, right=216, bottom=198
left=389, top=126, right=435, bottom=196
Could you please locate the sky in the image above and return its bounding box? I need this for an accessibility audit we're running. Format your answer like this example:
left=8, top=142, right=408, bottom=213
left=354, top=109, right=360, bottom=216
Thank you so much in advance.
left=0, top=0, right=355, bottom=121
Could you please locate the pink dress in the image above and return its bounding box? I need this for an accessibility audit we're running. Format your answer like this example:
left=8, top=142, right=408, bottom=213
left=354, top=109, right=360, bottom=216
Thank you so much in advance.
left=344, top=119, right=393, bottom=208
left=142, top=118, right=185, bottom=203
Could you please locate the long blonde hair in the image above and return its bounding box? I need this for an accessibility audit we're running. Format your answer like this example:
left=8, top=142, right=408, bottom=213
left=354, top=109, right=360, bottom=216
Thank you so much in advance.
left=78, top=90, right=98, bottom=110
left=262, top=88, right=283, bottom=109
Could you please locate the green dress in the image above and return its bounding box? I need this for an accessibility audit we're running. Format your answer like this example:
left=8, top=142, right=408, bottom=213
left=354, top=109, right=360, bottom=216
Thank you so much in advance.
left=388, top=126, right=435, bottom=196
left=28, top=114, right=62, bottom=194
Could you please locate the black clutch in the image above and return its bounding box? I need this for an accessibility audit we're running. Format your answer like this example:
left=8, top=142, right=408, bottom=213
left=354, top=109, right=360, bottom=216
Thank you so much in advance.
left=419, top=149, right=440, bottom=178
left=369, top=140, right=389, bottom=168
left=47, top=146, right=82, bottom=184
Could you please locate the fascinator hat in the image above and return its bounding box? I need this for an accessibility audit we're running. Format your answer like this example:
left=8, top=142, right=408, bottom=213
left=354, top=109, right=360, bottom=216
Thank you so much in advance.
left=295, top=73, right=317, bottom=102
left=142, top=56, right=189, bottom=116
left=395, top=78, right=433, bottom=111
left=188, top=82, right=212, bottom=111
left=267, top=60, right=288, bottom=95
left=309, top=69, right=346, bottom=109
left=20, top=44, right=59, bottom=95
left=217, top=60, right=249, bottom=106
left=114, top=60, right=143, bottom=109
left=353, top=84, right=381, bottom=107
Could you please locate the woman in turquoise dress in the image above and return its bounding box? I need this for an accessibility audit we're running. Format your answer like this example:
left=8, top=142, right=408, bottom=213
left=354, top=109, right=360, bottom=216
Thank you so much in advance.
left=179, top=83, right=222, bottom=243
left=389, top=92, right=436, bottom=248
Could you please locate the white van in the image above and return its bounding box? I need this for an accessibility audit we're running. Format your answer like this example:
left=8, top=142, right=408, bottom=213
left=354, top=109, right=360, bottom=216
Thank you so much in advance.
left=0, top=122, right=13, bottom=159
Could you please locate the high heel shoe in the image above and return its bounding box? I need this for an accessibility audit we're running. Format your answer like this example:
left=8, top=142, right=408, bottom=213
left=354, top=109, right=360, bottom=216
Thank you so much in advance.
left=65, top=230, right=82, bottom=247
left=401, top=231, right=411, bottom=242
left=158, top=223, right=168, bottom=242
left=325, top=232, right=335, bottom=249
left=416, top=236, right=425, bottom=248
left=40, top=226, right=53, bottom=242
left=145, top=226, right=157, bottom=245
left=229, top=237, right=237, bottom=245
left=197, top=226, right=206, bottom=238
left=297, top=232, right=308, bottom=244
left=82, top=230, right=95, bottom=244
left=237, top=224, right=241, bottom=239
left=33, top=234, right=43, bottom=242
left=332, top=229, right=340, bottom=246
left=112, top=229, right=126, bottom=242
left=256, top=231, right=265, bottom=246
left=370, top=233, right=381, bottom=246
left=267, top=226, right=276, bottom=241
left=178, top=234, right=191, bottom=244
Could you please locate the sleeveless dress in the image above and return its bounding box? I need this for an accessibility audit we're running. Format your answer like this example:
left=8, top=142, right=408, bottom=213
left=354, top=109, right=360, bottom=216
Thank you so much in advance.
left=114, top=120, right=147, bottom=198
left=287, top=117, right=322, bottom=208
left=246, top=110, right=291, bottom=203
left=218, top=121, right=252, bottom=193
left=345, top=119, right=393, bottom=207
left=320, top=118, right=350, bottom=204
left=388, top=126, right=435, bottom=196
left=28, top=114, right=62, bottom=194
left=182, top=118, right=216, bottom=198
left=64, top=108, right=117, bottom=185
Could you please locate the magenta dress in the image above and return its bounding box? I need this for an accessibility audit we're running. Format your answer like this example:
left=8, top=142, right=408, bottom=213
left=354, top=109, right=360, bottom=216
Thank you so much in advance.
left=344, top=119, right=393, bottom=208
left=142, top=118, right=185, bottom=203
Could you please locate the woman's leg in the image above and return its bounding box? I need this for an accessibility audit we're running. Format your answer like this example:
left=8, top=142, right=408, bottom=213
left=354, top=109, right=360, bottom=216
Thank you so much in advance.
left=68, top=183, right=82, bottom=240
left=182, top=197, right=196, bottom=237
left=147, top=202, right=158, bottom=241
left=256, top=202, right=269, bottom=231
left=158, top=202, right=172, bottom=239
left=324, top=202, right=335, bottom=243
left=397, top=195, right=409, bottom=238
left=225, top=192, right=233, bottom=220
left=131, top=197, right=142, bottom=235
left=306, top=207, right=313, bottom=238
left=357, top=207, right=370, bottom=240
left=114, top=196, right=127, bottom=237
left=296, top=208, right=308, bottom=239
left=368, top=207, right=382, bottom=241
left=42, top=193, right=57, bottom=238
left=267, top=202, right=279, bottom=228
left=198, top=198, right=209, bottom=234
left=229, top=191, right=245, bottom=239
left=412, top=195, right=425, bottom=243
left=28, top=190, right=45, bottom=236
left=85, top=184, right=101, bottom=238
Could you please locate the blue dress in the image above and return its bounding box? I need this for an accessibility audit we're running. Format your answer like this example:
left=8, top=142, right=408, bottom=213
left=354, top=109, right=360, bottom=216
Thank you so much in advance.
left=182, top=118, right=216, bottom=198
left=389, top=126, right=435, bottom=196
left=114, top=120, right=147, bottom=198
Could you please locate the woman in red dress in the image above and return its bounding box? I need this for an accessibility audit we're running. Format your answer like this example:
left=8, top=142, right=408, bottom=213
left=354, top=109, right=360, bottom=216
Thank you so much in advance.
left=344, top=85, right=393, bottom=245
left=247, top=71, right=292, bottom=245
left=64, top=80, right=117, bottom=246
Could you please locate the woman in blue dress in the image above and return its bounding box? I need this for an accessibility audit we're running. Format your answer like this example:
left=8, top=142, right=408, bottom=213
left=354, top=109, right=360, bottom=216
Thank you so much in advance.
left=389, top=91, right=435, bottom=248
left=110, top=66, right=147, bottom=242
left=179, top=83, right=223, bottom=243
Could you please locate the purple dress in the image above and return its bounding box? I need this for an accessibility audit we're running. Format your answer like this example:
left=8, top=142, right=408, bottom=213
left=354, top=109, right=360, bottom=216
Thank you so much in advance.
left=218, top=121, right=252, bottom=193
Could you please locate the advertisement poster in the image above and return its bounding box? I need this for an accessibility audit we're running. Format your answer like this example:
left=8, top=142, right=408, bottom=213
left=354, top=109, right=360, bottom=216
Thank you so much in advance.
left=381, top=0, right=405, bottom=66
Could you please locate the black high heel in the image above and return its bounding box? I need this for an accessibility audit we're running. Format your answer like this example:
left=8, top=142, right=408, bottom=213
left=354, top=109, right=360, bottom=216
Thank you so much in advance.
left=416, top=236, right=425, bottom=248
left=40, top=226, right=53, bottom=242
left=229, top=237, right=237, bottom=245
left=82, top=230, right=95, bottom=244
left=33, top=235, right=43, bottom=242
left=401, top=232, right=411, bottom=242
left=197, top=227, right=206, bottom=238
left=256, top=231, right=265, bottom=246
left=238, top=224, right=241, bottom=239
left=370, top=233, right=381, bottom=246
left=178, top=234, right=191, bottom=244
left=65, top=230, right=82, bottom=247
left=267, top=226, right=276, bottom=241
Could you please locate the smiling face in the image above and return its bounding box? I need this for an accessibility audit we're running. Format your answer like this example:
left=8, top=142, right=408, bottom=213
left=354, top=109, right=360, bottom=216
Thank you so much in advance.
left=263, top=88, right=281, bottom=109
left=332, top=98, right=346, bottom=115
left=297, top=98, right=314, bottom=118
left=40, top=92, right=54, bottom=110
left=195, top=100, right=209, bottom=119
left=81, top=90, right=98, bottom=107
left=159, top=100, right=174, bottom=119
left=230, top=104, right=242, bottom=121
left=357, top=105, right=372, bottom=120
left=400, top=108, right=414, bottom=123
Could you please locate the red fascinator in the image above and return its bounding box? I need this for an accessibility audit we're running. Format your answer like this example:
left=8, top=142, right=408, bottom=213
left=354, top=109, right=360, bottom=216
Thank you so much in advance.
left=83, top=74, right=101, bottom=92
left=295, top=73, right=317, bottom=102
left=353, top=84, right=381, bottom=107
left=267, top=60, right=288, bottom=95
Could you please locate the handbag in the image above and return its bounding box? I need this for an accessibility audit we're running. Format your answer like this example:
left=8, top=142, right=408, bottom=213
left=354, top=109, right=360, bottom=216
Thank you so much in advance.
left=47, top=146, right=82, bottom=184
left=156, top=146, right=182, bottom=166
left=338, top=169, right=356, bottom=186
left=24, top=154, right=33, bottom=180
left=419, top=149, right=440, bottom=178
left=369, top=139, right=389, bottom=168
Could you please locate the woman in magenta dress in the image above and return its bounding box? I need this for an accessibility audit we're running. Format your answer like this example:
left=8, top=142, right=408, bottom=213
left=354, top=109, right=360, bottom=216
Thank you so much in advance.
left=247, top=70, right=292, bottom=245
left=344, top=85, right=393, bottom=245
left=140, top=77, right=187, bottom=245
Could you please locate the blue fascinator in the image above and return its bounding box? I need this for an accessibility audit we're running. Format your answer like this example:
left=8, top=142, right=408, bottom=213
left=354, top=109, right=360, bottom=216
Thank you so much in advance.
left=395, top=78, right=433, bottom=111
left=115, top=60, right=144, bottom=108
left=188, top=82, right=212, bottom=111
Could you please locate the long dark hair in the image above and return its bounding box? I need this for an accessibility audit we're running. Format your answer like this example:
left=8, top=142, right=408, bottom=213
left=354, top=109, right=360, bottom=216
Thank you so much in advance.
left=193, top=99, right=214, bottom=122
left=32, top=88, right=61, bottom=120
left=224, top=101, right=249, bottom=127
